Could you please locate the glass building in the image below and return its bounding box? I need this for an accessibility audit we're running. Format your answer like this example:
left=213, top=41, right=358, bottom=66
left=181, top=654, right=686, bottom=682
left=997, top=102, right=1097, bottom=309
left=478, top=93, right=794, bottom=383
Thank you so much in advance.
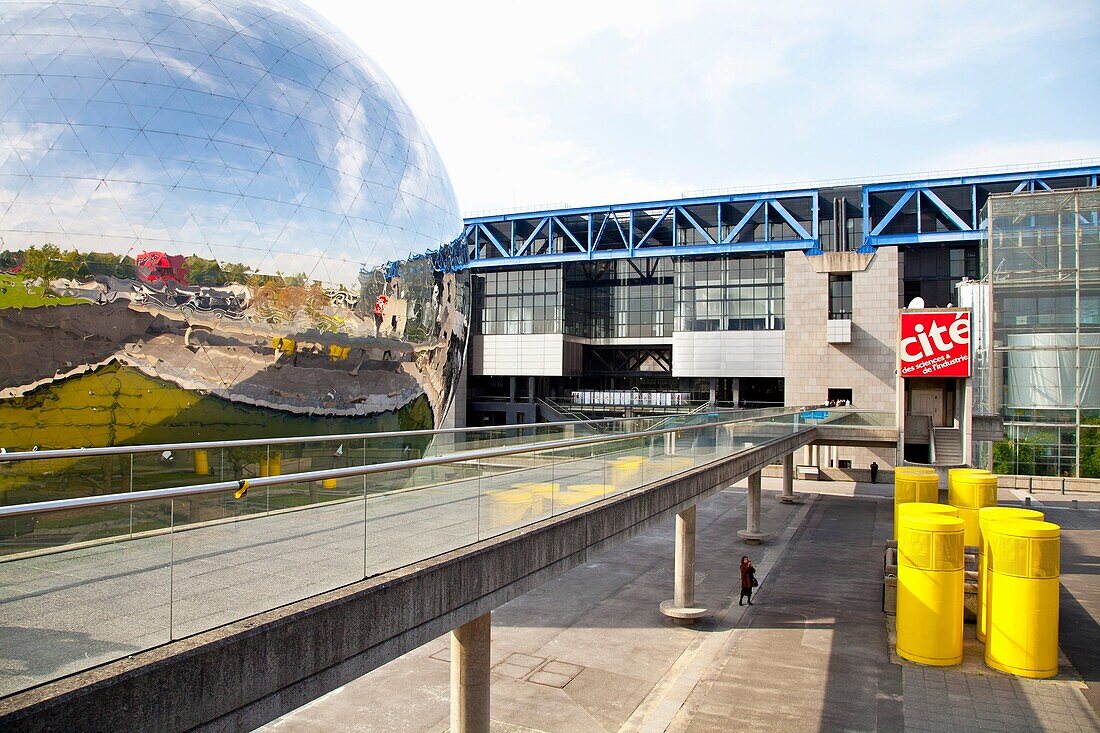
left=981, top=189, right=1100, bottom=476
left=0, top=0, right=467, bottom=452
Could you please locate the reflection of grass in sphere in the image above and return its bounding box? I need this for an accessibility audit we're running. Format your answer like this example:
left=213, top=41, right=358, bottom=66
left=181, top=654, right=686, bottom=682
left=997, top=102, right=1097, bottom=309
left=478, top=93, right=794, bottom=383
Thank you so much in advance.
left=0, top=274, right=82, bottom=308
left=0, top=363, right=434, bottom=507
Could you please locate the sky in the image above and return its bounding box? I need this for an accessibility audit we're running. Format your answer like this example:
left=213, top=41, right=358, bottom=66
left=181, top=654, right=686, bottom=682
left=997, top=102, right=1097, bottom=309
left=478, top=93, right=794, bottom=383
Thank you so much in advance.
left=304, top=0, right=1100, bottom=216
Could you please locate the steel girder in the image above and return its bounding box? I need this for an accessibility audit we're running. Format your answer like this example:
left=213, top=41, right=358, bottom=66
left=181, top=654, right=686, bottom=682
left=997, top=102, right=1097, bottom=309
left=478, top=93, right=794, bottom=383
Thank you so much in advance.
left=463, top=190, right=819, bottom=269
left=460, top=165, right=1100, bottom=268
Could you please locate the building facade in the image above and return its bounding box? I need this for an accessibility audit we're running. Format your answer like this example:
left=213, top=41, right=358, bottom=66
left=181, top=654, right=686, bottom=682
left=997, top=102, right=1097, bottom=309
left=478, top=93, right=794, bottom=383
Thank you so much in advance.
left=979, top=188, right=1100, bottom=477
left=457, top=165, right=1100, bottom=473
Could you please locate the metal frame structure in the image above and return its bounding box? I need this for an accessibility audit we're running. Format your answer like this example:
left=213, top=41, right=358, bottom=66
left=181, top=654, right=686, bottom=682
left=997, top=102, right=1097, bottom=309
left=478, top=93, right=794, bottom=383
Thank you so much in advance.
left=463, top=190, right=819, bottom=267
left=460, top=165, right=1100, bottom=268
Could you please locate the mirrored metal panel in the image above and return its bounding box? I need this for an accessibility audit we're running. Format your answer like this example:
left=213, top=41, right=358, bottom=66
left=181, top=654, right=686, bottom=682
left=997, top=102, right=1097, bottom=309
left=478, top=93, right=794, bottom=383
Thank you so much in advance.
left=0, top=0, right=466, bottom=451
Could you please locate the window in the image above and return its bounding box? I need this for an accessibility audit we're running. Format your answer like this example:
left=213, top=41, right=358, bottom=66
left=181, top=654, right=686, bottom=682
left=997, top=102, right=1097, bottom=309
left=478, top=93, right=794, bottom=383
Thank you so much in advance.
left=563, top=259, right=673, bottom=338
left=674, top=255, right=784, bottom=332
left=829, top=274, right=852, bottom=319
left=474, top=267, right=562, bottom=335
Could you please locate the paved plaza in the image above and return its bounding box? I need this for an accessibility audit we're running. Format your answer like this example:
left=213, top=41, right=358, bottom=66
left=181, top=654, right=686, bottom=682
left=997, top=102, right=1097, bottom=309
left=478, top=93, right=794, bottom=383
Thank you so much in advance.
left=260, top=479, right=1100, bottom=733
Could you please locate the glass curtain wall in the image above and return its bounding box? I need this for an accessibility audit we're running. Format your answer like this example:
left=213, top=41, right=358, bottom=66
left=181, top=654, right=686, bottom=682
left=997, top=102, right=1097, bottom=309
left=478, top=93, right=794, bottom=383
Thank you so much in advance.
left=675, top=255, right=784, bottom=331
left=563, top=259, right=673, bottom=339
left=474, top=254, right=786, bottom=340
left=983, top=189, right=1100, bottom=477
left=473, top=267, right=562, bottom=335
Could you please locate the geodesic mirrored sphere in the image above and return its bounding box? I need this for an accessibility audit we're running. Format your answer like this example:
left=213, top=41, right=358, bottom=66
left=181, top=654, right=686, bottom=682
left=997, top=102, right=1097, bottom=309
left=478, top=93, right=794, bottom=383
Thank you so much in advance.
left=0, top=0, right=467, bottom=454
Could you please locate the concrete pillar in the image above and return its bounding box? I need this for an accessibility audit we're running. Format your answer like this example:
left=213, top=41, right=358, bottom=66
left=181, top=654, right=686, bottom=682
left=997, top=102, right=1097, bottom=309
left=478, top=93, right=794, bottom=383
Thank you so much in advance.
left=738, top=471, right=768, bottom=544
left=451, top=612, right=491, bottom=733
left=708, top=377, right=717, bottom=408
left=660, top=505, right=706, bottom=623
left=780, top=453, right=801, bottom=504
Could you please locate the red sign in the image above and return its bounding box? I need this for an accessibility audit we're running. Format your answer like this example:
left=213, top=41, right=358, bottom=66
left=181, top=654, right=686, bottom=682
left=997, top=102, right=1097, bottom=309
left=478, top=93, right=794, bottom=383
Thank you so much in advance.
left=899, top=310, right=971, bottom=378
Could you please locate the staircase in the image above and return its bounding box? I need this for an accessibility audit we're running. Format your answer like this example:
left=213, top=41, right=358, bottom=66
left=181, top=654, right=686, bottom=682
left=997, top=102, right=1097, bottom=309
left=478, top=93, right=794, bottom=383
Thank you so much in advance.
left=932, top=427, right=963, bottom=466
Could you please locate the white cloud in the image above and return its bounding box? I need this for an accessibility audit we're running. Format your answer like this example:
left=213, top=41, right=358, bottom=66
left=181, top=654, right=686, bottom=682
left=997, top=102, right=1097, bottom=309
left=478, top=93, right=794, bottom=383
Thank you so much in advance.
left=303, top=0, right=1100, bottom=212
left=922, top=140, right=1100, bottom=174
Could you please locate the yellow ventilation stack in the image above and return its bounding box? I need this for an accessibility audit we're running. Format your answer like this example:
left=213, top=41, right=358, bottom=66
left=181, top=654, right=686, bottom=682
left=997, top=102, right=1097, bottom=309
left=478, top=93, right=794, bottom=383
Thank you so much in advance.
left=896, top=514, right=965, bottom=666
left=976, top=506, right=1044, bottom=642
left=984, top=519, right=1061, bottom=678
left=948, top=470, right=998, bottom=547
left=893, top=470, right=941, bottom=539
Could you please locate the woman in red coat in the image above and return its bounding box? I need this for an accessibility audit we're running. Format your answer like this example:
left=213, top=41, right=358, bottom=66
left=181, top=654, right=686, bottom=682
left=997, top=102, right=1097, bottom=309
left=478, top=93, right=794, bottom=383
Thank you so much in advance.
left=739, top=556, right=757, bottom=606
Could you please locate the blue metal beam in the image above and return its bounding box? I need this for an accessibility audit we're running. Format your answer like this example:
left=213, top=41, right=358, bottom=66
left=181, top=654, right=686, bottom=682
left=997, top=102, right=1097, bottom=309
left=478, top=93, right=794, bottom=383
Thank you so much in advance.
left=517, top=217, right=548, bottom=257
left=552, top=216, right=585, bottom=252
left=635, top=207, right=673, bottom=248
left=461, top=164, right=1100, bottom=265
left=869, top=189, right=916, bottom=237
left=720, top=200, right=765, bottom=244
left=867, top=231, right=983, bottom=246
left=477, top=223, right=509, bottom=258
left=768, top=198, right=812, bottom=240
left=462, top=238, right=816, bottom=269
left=675, top=205, right=717, bottom=245
left=920, top=187, right=971, bottom=231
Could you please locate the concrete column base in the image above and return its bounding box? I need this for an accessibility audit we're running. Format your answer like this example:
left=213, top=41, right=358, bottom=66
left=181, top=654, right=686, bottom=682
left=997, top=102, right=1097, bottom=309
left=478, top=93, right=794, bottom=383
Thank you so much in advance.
left=659, top=599, right=708, bottom=624
left=737, top=529, right=768, bottom=544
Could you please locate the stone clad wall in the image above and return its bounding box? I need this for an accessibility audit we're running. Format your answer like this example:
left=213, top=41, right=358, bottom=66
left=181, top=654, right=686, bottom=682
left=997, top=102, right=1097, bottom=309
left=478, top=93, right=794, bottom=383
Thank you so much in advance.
left=783, top=248, right=898, bottom=409
left=784, top=247, right=899, bottom=468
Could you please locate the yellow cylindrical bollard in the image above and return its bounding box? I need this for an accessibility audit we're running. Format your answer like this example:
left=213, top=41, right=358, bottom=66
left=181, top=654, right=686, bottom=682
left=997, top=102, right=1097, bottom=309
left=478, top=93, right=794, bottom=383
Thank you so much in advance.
left=259, top=456, right=270, bottom=477
left=269, top=452, right=281, bottom=476
left=896, top=514, right=965, bottom=666
left=897, top=502, right=958, bottom=524
left=985, top=519, right=1061, bottom=678
left=976, top=506, right=1044, bottom=642
left=948, top=470, right=998, bottom=547
left=193, top=449, right=209, bottom=476
left=895, top=466, right=939, bottom=478
left=893, top=471, right=941, bottom=539
left=321, top=478, right=337, bottom=489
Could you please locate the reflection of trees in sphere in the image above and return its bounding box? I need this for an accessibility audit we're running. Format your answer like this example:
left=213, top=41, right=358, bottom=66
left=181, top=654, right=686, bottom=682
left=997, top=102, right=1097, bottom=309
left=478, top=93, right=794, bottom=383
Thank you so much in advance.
left=0, top=0, right=461, bottom=284
left=0, top=0, right=468, bottom=456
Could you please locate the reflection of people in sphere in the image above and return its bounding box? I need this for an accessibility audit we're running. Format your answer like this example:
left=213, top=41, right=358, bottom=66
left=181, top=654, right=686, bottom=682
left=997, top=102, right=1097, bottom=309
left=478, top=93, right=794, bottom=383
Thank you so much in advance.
left=373, top=294, right=388, bottom=335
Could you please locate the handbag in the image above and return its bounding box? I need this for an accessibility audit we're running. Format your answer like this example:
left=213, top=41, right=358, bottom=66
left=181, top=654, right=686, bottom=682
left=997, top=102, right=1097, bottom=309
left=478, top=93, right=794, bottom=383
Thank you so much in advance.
left=751, top=577, right=759, bottom=587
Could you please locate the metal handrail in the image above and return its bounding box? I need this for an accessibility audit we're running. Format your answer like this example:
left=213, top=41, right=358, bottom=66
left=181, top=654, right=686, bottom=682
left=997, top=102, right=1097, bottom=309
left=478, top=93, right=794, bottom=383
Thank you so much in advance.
left=0, top=409, right=811, bottom=519
left=0, top=413, right=680, bottom=464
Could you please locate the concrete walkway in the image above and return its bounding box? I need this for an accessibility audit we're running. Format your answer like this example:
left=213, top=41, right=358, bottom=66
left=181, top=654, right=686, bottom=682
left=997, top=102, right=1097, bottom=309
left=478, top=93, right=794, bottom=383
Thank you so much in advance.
left=259, top=480, right=1100, bottom=733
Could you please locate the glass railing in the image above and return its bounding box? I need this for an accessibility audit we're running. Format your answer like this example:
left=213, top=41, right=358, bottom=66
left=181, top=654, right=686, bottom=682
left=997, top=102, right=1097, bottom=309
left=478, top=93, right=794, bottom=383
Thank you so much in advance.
left=0, top=408, right=849, bottom=696
left=814, top=409, right=897, bottom=428
left=0, top=415, right=679, bottom=513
